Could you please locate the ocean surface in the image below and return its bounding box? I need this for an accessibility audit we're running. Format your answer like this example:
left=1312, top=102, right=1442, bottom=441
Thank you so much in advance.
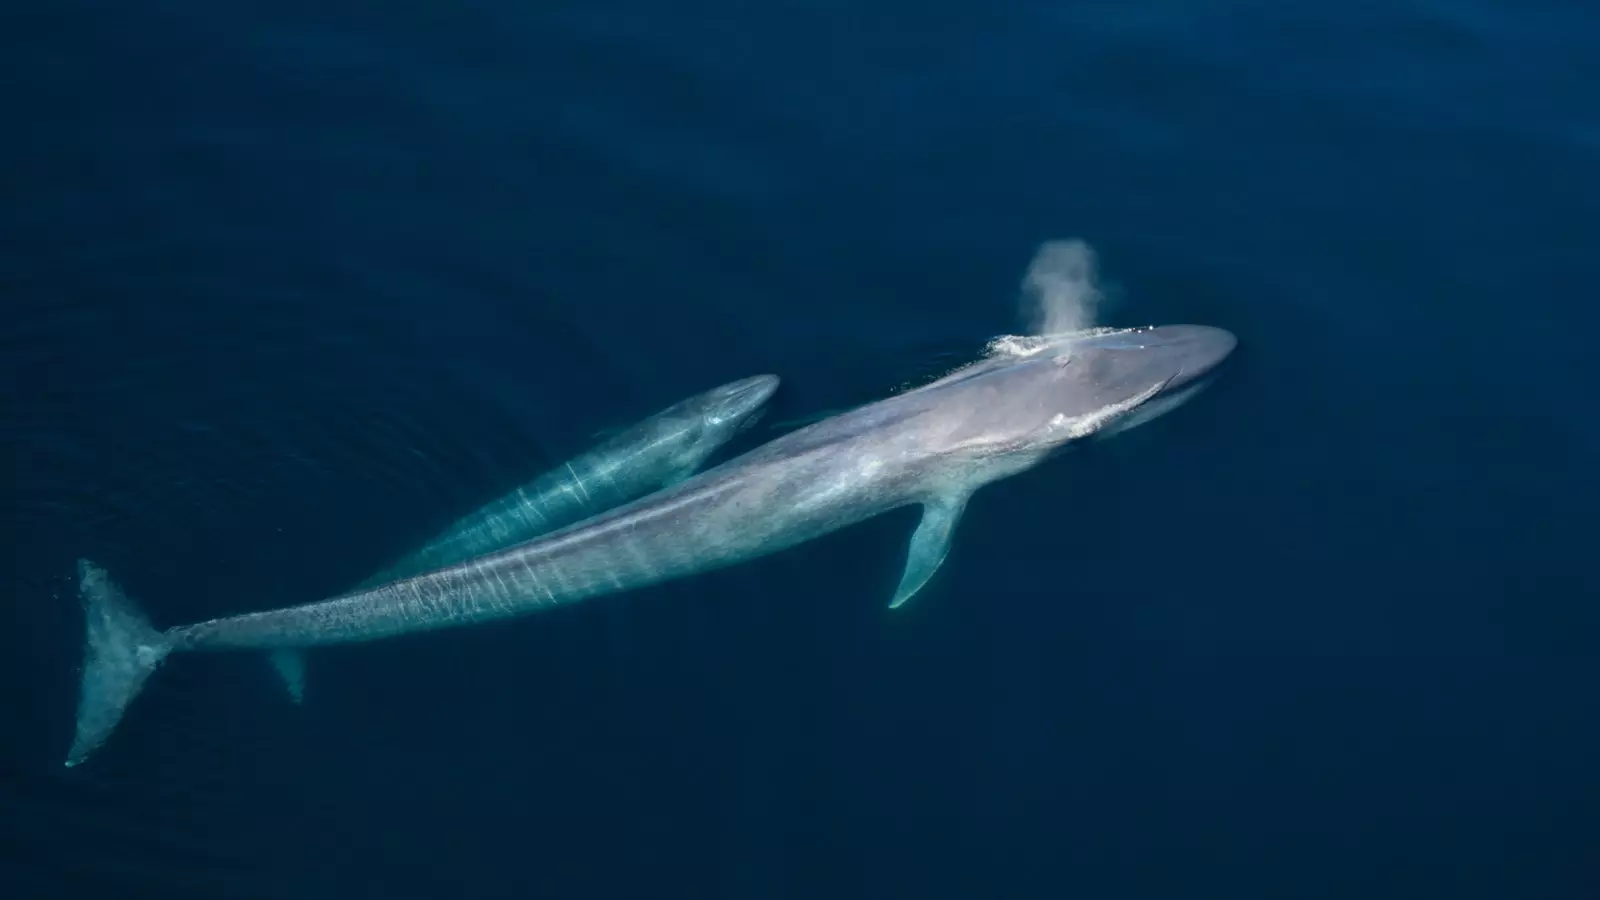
left=2, top=2, right=1597, bottom=898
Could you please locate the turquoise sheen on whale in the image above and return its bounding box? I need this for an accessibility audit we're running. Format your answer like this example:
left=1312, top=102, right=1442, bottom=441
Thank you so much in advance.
left=263, top=373, right=779, bottom=701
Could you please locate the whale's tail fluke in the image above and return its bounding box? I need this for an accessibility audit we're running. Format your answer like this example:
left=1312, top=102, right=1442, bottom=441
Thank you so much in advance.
left=65, top=559, right=171, bottom=767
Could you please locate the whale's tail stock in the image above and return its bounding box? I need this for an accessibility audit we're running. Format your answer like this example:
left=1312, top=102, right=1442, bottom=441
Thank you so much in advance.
left=65, top=559, right=172, bottom=767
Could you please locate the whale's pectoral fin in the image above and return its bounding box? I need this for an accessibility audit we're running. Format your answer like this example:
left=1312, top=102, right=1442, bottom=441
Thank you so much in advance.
left=888, top=493, right=969, bottom=610
left=268, top=649, right=306, bottom=705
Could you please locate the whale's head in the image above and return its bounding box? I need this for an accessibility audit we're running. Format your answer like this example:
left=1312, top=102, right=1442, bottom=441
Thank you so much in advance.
left=652, top=374, right=780, bottom=476
left=932, top=325, right=1237, bottom=458
left=700, top=373, right=781, bottom=434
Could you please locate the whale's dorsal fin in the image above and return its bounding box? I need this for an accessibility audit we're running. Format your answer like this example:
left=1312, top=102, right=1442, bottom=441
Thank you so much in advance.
left=888, top=492, right=969, bottom=610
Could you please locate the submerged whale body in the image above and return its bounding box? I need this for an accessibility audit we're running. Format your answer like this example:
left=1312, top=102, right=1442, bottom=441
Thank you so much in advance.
left=65, top=325, right=1235, bottom=767
left=363, top=374, right=781, bottom=587
left=259, top=372, right=779, bottom=701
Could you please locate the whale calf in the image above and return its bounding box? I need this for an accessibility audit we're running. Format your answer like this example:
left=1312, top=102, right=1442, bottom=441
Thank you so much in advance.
left=65, top=325, right=1234, bottom=766
left=257, top=373, right=779, bottom=701
left=364, top=374, right=781, bottom=586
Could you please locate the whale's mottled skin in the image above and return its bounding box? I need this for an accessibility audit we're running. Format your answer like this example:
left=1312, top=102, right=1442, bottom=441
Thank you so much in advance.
left=254, top=373, right=778, bottom=701
left=65, top=325, right=1235, bottom=767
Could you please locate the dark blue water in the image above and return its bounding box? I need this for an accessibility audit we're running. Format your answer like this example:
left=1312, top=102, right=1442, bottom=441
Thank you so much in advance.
left=3, top=2, right=1597, bottom=897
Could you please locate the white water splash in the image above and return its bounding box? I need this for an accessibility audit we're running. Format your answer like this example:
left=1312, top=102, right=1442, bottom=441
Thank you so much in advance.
left=984, top=325, right=1126, bottom=360
left=1019, top=238, right=1113, bottom=337
left=978, top=238, right=1124, bottom=361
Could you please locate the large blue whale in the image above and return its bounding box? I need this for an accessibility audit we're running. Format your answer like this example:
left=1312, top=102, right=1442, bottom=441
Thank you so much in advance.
left=65, top=325, right=1234, bottom=766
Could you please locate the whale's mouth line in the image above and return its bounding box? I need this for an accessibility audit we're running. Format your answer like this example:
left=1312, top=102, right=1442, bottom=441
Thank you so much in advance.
left=734, top=406, right=768, bottom=433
